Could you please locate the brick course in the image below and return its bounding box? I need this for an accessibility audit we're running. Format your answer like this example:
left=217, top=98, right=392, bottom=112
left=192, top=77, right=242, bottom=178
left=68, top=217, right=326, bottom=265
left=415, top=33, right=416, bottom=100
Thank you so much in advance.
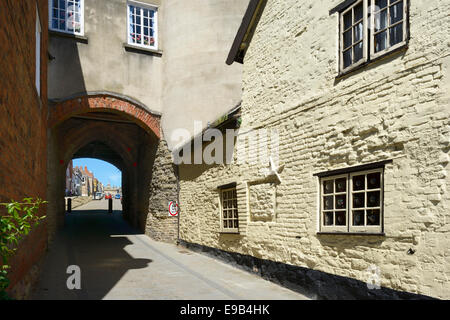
left=0, top=0, right=49, bottom=299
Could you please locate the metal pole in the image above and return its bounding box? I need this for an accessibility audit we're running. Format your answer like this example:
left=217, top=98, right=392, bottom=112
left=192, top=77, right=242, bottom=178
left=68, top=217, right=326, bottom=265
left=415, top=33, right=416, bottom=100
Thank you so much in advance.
left=176, top=165, right=180, bottom=245
left=108, top=198, right=113, bottom=213
left=67, top=198, right=72, bottom=213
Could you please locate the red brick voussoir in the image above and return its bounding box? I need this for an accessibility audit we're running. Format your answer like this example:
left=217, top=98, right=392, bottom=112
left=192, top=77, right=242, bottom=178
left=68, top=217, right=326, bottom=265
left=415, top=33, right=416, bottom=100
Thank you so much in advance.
left=48, top=94, right=161, bottom=139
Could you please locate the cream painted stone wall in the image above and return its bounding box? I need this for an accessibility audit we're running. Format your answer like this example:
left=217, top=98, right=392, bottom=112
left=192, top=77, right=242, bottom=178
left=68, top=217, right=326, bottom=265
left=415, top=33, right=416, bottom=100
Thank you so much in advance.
left=179, top=0, right=450, bottom=299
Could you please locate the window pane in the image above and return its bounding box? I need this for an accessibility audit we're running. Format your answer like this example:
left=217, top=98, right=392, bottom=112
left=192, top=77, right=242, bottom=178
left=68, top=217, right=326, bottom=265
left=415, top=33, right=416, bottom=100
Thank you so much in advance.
left=59, top=0, right=66, bottom=9
left=354, top=3, right=363, bottom=22
left=59, top=10, right=65, bottom=19
left=353, top=193, right=365, bottom=208
left=376, top=0, right=388, bottom=10
left=52, top=8, right=58, bottom=18
left=367, top=191, right=380, bottom=207
left=324, top=196, right=333, bottom=210
left=354, top=22, right=363, bottom=42
left=136, top=15, right=141, bottom=25
left=390, top=1, right=403, bottom=24
left=353, top=175, right=365, bottom=191
left=335, top=178, right=346, bottom=193
left=335, top=212, right=346, bottom=226
left=234, top=210, right=238, bottom=218
left=59, top=20, right=66, bottom=30
left=375, top=9, right=388, bottom=31
left=223, top=191, right=228, bottom=200
left=234, top=220, right=238, bottom=228
left=335, top=195, right=346, bottom=209
left=223, top=200, right=227, bottom=208
left=354, top=41, right=363, bottom=62
left=343, top=30, right=352, bottom=49
left=343, top=11, right=352, bottom=30
left=367, top=209, right=381, bottom=225
left=223, top=210, right=227, bottom=218
left=52, top=18, right=59, bottom=29
left=353, top=210, right=365, bottom=226
left=367, top=172, right=381, bottom=189
left=323, top=180, right=333, bottom=194
left=223, top=220, right=227, bottom=228
left=343, top=49, right=352, bottom=68
left=389, top=22, right=403, bottom=46
left=324, top=212, right=333, bottom=226
left=375, top=30, right=387, bottom=52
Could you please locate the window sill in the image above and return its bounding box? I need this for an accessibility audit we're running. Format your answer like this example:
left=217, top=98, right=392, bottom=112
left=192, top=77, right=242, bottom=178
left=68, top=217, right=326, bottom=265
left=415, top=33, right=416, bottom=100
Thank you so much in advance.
left=317, top=232, right=385, bottom=236
left=123, top=43, right=163, bottom=57
left=49, top=30, right=88, bottom=44
left=336, top=43, right=408, bottom=80
left=219, top=231, right=240, bottom=235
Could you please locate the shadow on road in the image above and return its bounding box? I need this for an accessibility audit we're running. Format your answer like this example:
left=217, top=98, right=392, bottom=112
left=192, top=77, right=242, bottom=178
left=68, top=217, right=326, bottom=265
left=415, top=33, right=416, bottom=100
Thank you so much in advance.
left=30, top=210, right=152, bottom=300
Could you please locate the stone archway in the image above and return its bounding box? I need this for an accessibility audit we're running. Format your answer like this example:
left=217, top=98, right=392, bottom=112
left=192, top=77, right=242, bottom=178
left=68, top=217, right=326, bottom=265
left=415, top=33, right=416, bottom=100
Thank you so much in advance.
left=46, top=93, right=178, bottom=244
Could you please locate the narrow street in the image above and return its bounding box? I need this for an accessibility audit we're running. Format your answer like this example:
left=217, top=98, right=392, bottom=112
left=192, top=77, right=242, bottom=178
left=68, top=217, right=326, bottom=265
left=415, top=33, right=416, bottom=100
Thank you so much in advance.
left=30, top=199, right=308, bottom=300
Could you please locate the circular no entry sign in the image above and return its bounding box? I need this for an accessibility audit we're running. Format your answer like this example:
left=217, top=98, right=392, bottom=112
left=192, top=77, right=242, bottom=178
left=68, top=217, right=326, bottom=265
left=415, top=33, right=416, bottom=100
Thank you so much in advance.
left=168, top=201, right=179, bottom=217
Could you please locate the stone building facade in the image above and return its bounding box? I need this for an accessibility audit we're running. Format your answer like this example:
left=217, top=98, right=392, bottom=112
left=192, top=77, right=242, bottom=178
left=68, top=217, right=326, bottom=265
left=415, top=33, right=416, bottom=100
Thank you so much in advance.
left=177, top=0, right=450, bottom=299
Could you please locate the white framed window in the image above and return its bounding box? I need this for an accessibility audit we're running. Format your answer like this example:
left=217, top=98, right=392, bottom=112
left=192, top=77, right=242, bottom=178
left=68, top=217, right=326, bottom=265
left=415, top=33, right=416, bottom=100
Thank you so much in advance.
left=340, top=0, right=368, bottom=72
left=338, top=0, right=408, bottom=73
left=220, top=187, right=239, bottom=233
left=370, top=0, right=407, bottom=59
left=319, top=168, right=384, bottom=234
left=127, top=1, right=158, bottom=49
left=48, top=0, right=84, bottom=35
left=36, top=6, right=42, bottom=97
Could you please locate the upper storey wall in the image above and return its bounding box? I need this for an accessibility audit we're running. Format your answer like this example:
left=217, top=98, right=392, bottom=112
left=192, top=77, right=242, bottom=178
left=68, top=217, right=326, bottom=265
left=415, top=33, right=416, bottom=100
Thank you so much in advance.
left=48, top=0, right=249, bottom=144
left=161, top=0, right=248, bottom=149
left=48, top=0, right=163, bottom=114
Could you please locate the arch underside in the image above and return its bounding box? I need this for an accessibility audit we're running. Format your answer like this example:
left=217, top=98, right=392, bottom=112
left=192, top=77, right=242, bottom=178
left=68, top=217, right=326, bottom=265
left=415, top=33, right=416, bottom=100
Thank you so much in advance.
left=46, top=93, right=164, bottom=237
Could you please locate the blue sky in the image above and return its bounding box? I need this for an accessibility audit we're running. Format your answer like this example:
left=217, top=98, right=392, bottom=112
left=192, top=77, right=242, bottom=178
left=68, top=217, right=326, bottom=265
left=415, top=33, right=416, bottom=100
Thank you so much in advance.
left=73, top=158, right=122, bottom=187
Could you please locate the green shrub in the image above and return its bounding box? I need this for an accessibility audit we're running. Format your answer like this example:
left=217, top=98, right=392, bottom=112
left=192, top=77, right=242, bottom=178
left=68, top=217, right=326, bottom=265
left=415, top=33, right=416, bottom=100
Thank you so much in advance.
left=0, top=198, right=47, bottom=300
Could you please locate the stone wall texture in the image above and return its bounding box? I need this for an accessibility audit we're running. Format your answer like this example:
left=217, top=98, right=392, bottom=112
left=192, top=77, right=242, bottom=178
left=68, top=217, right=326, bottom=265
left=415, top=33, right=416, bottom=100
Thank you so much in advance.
left=145, top=139, right=179, bottom=242
left=178, top=0, right=450, bottom=299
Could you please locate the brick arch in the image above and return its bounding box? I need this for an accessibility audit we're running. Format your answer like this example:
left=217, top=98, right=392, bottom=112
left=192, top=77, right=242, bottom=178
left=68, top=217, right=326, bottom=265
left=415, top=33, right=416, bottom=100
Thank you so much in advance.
left=48, top=93, right=161, bottom=139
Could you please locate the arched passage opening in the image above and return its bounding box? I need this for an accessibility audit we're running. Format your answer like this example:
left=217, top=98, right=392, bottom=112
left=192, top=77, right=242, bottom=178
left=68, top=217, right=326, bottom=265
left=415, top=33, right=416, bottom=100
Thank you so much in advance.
left=46, top=94, right=175, bottom=241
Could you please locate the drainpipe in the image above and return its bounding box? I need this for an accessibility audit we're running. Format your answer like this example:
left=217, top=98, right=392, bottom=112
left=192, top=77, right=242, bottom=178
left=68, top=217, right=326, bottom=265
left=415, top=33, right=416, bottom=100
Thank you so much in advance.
left=175, top=164, right=180, bottom=245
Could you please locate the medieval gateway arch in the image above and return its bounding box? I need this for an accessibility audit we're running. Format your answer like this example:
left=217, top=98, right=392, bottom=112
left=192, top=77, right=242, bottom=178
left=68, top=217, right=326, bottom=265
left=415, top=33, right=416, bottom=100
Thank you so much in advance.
left=43, top=0, right=246, bottom=247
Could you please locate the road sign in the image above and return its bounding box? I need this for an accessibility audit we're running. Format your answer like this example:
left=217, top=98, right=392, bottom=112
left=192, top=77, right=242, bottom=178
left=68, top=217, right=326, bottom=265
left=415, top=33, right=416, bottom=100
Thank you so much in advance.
left=168, top=201, right=179, bottom=217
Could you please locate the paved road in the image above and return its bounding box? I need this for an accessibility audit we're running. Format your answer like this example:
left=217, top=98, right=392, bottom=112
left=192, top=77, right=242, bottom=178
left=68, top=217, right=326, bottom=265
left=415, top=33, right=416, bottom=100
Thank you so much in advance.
left=30, top=199, right=308, bottom=300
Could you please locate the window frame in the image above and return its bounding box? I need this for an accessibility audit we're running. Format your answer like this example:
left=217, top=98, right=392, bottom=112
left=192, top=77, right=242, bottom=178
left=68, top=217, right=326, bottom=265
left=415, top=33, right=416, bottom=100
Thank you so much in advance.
left=48, top=0, right=85, bottom=36
left=349, top=168, right=384, bottom=233
left=319, top=168, right=384, bottom=234
left=36, top=5, right=42, bottom=97
left=219, top=187, right=239, bottom=234
left=339, top=0, right=368, bottom=73
left=336, top=0, right=409, bottom=75
left=127, top=1, right=159, bottom=50
left=369, top=0, right=408, bottom=60
left=320, top=174, right=349, bottom=233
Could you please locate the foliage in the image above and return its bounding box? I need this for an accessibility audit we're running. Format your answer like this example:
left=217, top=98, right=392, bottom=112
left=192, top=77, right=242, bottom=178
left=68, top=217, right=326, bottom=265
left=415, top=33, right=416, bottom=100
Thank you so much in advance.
left=0, top=198, right=47, bottom=300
